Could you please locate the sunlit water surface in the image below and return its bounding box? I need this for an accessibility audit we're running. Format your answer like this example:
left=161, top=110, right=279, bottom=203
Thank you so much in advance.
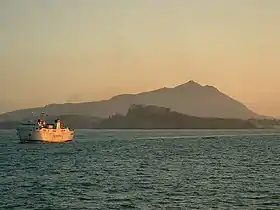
left=0, top=129, right=280, bottom=209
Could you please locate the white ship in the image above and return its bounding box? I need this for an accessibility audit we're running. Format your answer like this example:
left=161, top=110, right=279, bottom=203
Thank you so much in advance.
left=16, top=117, right=75, bottom=143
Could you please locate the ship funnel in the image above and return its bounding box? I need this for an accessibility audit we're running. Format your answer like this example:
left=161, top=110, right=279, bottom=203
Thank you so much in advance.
left=56, top=119, right=61, bottom=129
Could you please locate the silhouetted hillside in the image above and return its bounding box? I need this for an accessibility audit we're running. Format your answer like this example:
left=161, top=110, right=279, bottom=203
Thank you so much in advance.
left=0, top=115, right=102, bottom=129
left=0, top=105, right=261, bottom=129
left=0, top=80, right=260, bottom=121
left=97, top=105, right=257, bottom=129
left=43, top=115, right=102, bottom=129
left=248, top=118, right=280, bottom=129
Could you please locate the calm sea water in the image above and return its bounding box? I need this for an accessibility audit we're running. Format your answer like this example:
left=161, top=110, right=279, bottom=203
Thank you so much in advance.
left=0, top=129, right=280, bottom=209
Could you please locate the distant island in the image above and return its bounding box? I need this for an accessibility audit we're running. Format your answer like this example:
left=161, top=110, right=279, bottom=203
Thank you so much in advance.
left=97, top=104, right=257, bottom=129
left=1, top=80, right=279, bottom=130
left=1, top=104, right=279, bottom=129
left=0, top=80, right=263, bottom=122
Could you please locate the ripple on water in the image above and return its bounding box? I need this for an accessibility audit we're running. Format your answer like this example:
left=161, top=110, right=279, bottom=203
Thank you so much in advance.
left=0, top=130, right=280, bottom=209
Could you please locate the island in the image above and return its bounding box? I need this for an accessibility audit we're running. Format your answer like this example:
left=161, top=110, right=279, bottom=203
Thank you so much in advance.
left=2, top=104, right=279, bottom=129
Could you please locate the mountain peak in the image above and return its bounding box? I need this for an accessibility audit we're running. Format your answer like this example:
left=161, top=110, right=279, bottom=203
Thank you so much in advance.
left=175, top=80, right=202, bottom=89
left=204, top=85, right=219, bottom=91
left=0, top=80, right=261, bottom=120
left=187, top=80, right=198, bottom=84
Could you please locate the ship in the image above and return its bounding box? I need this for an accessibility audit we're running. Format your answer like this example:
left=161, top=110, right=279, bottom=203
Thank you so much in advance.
left=16, top=116, right=75, bottom=143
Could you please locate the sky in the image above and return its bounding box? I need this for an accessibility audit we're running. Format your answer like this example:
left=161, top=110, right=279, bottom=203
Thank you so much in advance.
left=1, top=0, right=280, bottom=116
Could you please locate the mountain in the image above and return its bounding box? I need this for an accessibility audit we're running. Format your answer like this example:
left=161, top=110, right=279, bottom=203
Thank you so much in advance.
left=0, top=80, right=260, bottom=121
left=0, top=105, right=258, bottom=129
left=98, top=104, right=257, bottom=129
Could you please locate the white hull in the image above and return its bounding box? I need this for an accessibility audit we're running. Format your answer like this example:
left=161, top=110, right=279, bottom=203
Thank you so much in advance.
left=16, top=117, right=75, bottom=143
left=17, top=126, right=74, bottom=143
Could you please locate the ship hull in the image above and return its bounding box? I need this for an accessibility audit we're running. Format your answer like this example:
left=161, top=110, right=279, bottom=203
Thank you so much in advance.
left=17, top=128, right=74, bottom=143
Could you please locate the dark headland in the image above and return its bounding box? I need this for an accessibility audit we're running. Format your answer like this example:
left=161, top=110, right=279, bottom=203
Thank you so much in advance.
left=0, top=81, right=279, bottom=129
left=0, top=104, right=279, bottom=129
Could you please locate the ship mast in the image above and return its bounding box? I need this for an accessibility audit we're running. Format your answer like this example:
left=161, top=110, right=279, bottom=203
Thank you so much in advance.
left=40, top=112, right=48, bottom=121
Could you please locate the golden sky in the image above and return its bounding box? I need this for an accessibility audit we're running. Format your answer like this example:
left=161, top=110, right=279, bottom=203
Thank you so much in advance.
left=1, top=0, right=280, bottom=116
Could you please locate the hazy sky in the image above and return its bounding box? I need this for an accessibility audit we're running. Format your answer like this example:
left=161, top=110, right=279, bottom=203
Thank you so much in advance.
left=1, top=0, right=280, bottom=116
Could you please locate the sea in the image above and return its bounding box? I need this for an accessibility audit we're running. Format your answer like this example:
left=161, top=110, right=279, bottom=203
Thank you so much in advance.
left=0, top=129, right=280, bottom=210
